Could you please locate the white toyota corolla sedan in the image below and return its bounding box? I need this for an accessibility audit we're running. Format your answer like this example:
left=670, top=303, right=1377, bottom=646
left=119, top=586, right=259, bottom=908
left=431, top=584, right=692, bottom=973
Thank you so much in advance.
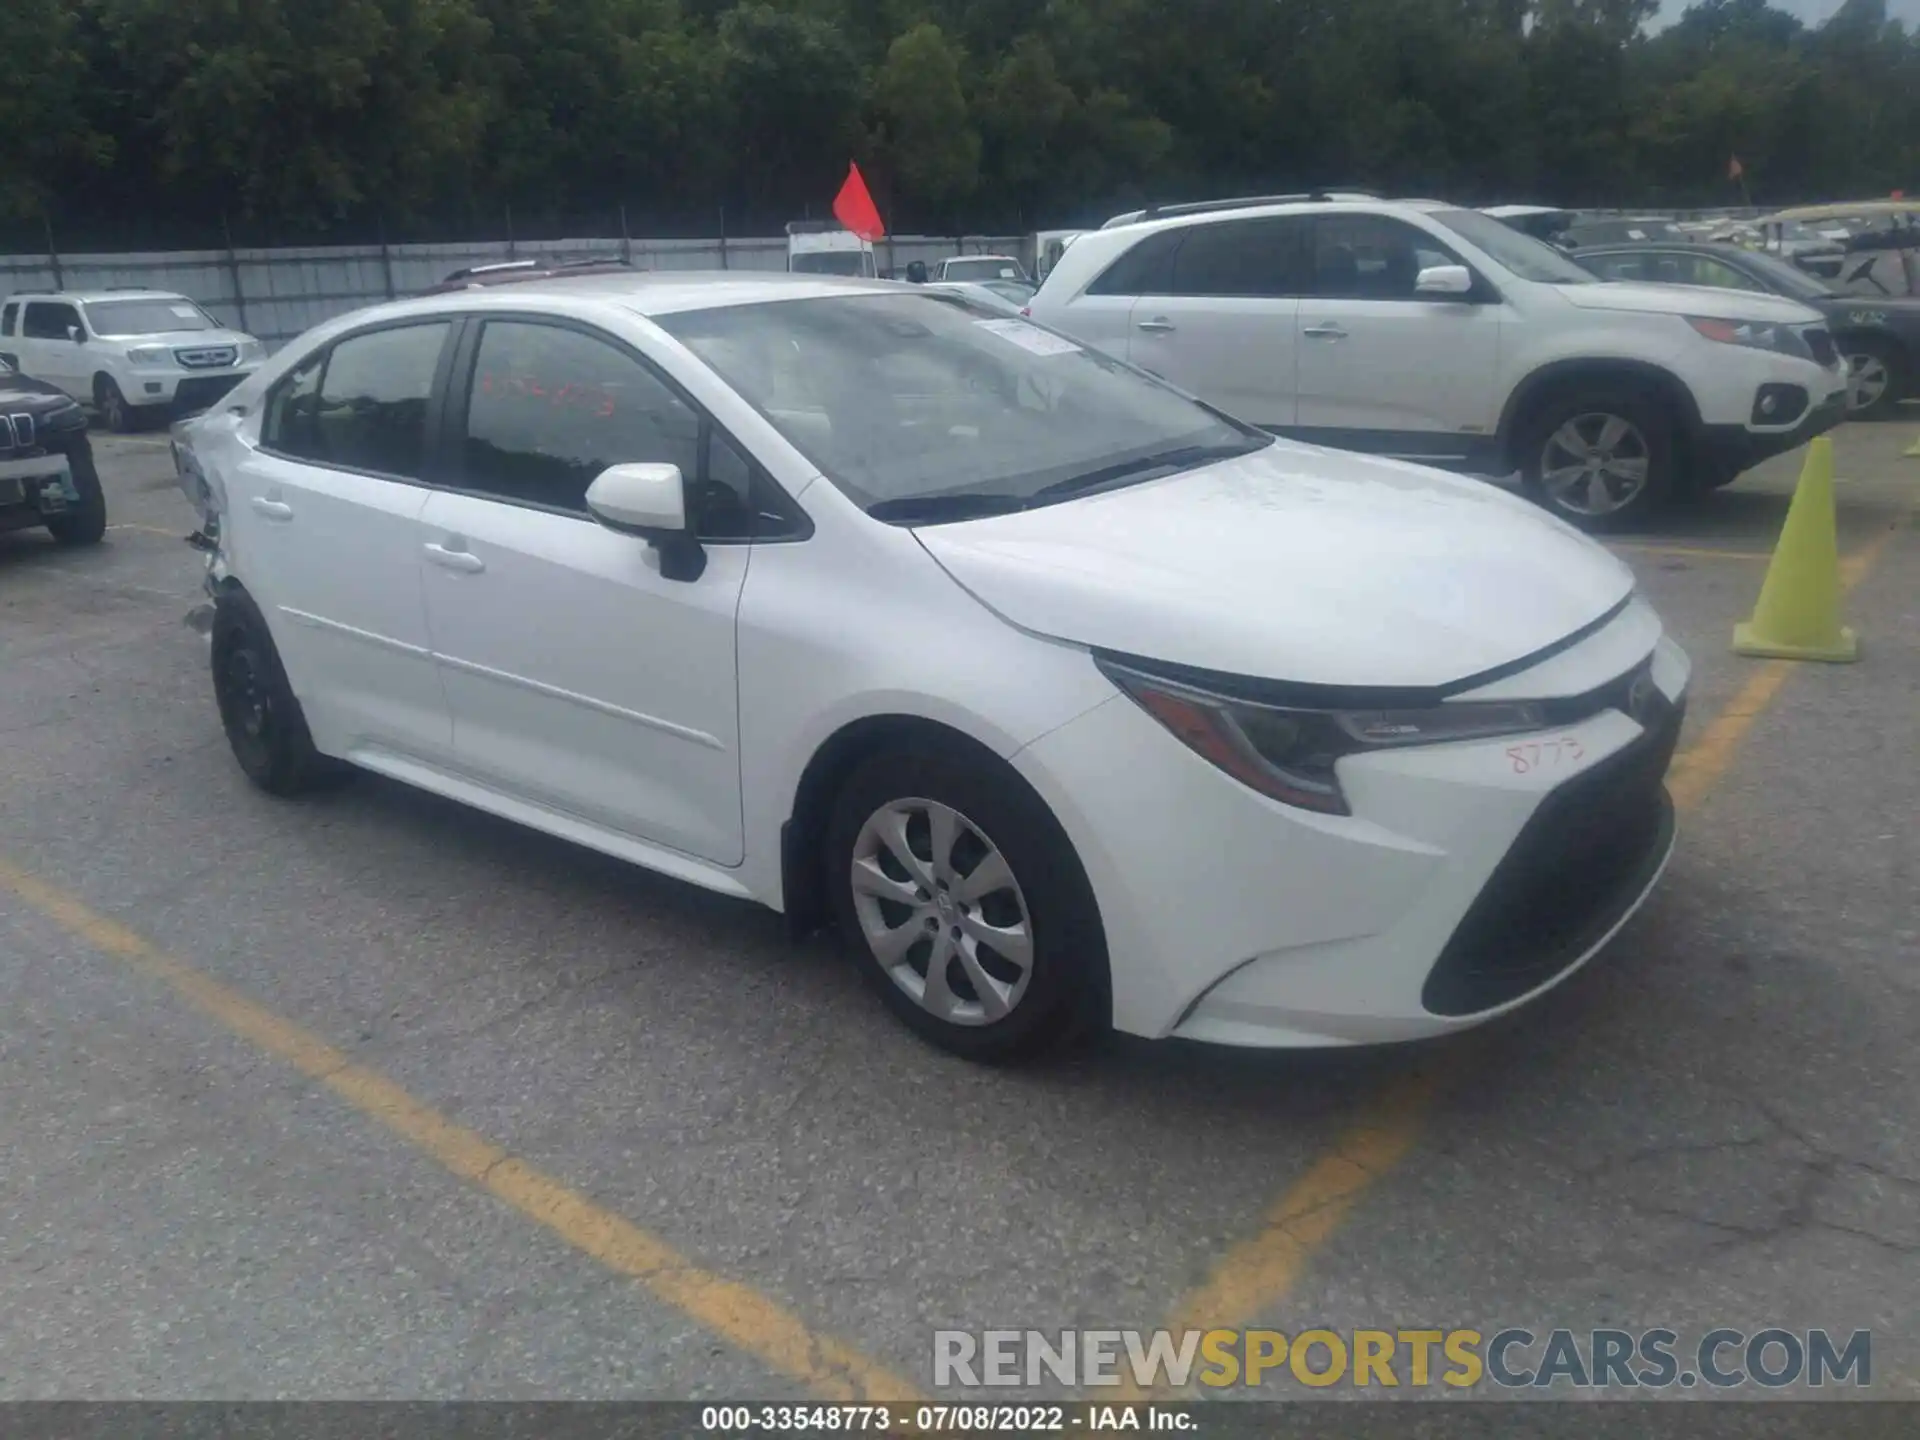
left=179, top=272, right=1690, bottom=1061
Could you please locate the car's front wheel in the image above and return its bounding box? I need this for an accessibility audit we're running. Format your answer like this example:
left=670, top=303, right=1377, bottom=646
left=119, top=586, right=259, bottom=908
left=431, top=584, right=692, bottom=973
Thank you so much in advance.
left=44, top=437, right=106, bottom=546
left=210, top=589, right=347, bottom=796
left=94, top=376, right=139, bottom=434
left=825, top=746, right=1105, bottom=1062
left=1519, top=389, right=1675, bottom=532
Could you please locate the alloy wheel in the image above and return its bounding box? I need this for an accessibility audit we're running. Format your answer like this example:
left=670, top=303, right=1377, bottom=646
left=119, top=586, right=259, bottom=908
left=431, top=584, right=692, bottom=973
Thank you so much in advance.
left=1844, top=351, right=1890, bottom=415
left=849, top=797, right=1034, bottom=1026
left=1539, top=412, right=1651, bottom=517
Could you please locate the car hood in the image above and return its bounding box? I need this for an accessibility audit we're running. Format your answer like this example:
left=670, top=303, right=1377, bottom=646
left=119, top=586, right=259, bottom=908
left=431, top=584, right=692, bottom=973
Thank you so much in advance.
left=1555, top=282, right=1823, bottom=324
left=100, top=329, right=254, bottom=349
left=913, top=443, right=1637, bottom=689
left=0, top=367, right=83, bottom=415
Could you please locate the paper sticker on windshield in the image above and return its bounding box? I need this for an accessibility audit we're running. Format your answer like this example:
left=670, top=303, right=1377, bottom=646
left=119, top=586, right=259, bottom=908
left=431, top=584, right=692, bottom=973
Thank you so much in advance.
left=1627, top=228, right=1647, bottom=240
left=170, top=305, right=199, bottom=319
left=974, top=318, right=1081, bottom=357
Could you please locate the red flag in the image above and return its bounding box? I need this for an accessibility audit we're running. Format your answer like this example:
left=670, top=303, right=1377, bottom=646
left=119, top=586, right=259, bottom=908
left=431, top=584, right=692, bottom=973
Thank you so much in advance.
left=833, top=163, right=886, bottom=242
left=1728, top=155, right=1744, bottom=181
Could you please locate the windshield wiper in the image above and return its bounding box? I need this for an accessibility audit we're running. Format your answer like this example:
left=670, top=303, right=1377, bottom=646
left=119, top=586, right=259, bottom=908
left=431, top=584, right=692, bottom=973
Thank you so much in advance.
left=1024, top=437, right=1269, bottom=507
left=866, top=492, right=1028, bottom=524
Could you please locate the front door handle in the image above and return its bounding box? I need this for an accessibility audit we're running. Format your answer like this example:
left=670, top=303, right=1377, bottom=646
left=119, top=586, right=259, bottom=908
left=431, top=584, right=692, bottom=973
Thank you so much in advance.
left=1302, top=323, right=1349, bottom=340
left=423, top=542, right=485, bottom=574
left=1136, top=317, right=1176, bottom=333
left=250, top=497, right=293, bottom=521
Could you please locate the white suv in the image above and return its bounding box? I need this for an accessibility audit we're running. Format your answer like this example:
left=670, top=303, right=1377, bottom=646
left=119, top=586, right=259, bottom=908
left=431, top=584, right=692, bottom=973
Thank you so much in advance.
left=1028, top=197, right=1849, bottom=529
left=0, top=289, right=264, bottom=433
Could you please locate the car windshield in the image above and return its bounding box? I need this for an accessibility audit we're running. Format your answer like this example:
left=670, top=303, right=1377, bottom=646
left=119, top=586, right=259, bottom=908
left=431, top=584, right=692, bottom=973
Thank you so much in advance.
left=658, top=292, right=1267, bottom=516
left=83, top=298, right=219, bottom=336
left=790, top=252, right=871, bottom=277
left=943, top=258, right=1028, bottom=283
left=981, top=279, right=1037, bottom=304
left=1428, top=208, right=1595, bottom=284
left=1735, top=249, right=1836, bottom=300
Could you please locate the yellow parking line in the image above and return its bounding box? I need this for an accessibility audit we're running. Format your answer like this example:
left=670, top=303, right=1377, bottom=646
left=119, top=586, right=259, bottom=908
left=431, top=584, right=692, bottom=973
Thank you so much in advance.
left=0, top=858, right=923, bottom=1403
left=1142, top=515, right=1909, bottom=1378
left=1608, top=543, right=1770, bottom=562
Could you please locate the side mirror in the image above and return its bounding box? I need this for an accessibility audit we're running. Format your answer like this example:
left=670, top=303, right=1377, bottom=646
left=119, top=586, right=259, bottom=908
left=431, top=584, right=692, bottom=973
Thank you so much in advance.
left=67, top=325, right=85, bottom=344
left=585, top=462, right=705, bottom=580
left=1415, top=264, right=1474, bottom=297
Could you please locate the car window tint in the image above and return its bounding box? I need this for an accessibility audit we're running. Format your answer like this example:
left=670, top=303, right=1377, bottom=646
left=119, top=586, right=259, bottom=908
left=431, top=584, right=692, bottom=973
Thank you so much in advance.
left=1313, top=216, right=1458, bottom=300
left=1683, top=256, right=1766, bottom=291
left=1085, top=229, right=1184, bottom=296
left=1587, top=255, right=1647, bottom=282
left=24, top=302, right=82, bottom=339
left=1169, top=217, right=1310, bottom=298
left=306, top=323, right=448, bottom=477
left=461, top=321, right=700, bottom=514
left=262, top=349, right=329, bottom=460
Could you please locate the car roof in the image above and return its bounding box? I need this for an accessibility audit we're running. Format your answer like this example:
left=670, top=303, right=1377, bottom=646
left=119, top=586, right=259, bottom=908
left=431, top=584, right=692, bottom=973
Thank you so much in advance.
left=367, top=270, right=917, bottom=321
left=1575, top=239, right=1756, bottom=258
left=1094, top=196, right=1454, bottom=242
left=5, top=289, right=192, bottom=304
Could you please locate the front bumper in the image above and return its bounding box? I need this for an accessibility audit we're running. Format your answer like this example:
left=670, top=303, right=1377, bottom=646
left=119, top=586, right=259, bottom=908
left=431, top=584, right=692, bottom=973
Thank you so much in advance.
left=126, top=369, right=255, bottom=413
left=1695, top=387, right=1848, bottom=477
left=0, top=450, right=82, bottom=532
left=1013, top=599, right=1691, bottom=1048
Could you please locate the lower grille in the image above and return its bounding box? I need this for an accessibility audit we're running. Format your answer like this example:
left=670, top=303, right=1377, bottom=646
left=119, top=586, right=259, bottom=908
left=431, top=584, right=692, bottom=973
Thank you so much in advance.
left=174, top=374, right=247, bottom=412
left=1421, top=696, right=1684, bottom=1017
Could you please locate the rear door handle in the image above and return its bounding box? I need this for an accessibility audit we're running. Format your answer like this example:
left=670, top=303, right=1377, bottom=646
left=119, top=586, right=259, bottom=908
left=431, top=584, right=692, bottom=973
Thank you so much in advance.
left=423, top=541, right=485, bottom=574
left=1136, top=317, right=1176, bottom=333
left=250, top=497, right=293, bottom=521
left=1302, top=323, right=1349, bottom=340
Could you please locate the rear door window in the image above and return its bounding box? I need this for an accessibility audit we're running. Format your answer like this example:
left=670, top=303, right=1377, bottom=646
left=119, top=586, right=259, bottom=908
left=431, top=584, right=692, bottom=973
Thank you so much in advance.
left=1169, top=217, right=1312, bottom=298
left=1, top=303, right=17, bottom=336
left=261, top=322, right=450, bottom=478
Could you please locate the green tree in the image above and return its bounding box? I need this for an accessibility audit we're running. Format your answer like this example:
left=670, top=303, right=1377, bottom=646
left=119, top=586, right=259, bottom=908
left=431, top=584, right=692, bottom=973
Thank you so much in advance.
left=868, top=22, right=981, bottom=226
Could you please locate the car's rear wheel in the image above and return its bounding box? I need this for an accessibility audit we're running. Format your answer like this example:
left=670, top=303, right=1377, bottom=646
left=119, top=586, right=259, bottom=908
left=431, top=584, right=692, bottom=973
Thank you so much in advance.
left=825, top=746, right=1104, bottom=1062
left=44, top=437, right=106, bottom=546
left=210, top=589, right=347, bottom=796
left=1519, top=390, right=1675, bottom=532
left=1841, top=336, right=1904, bottom=420
left=94, top=376, right=139, bottom=434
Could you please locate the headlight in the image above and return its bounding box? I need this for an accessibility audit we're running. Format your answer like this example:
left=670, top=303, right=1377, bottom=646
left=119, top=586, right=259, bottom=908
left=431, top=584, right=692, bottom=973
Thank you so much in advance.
left=1098, top=658, right=1546, bottom=816
left=126, top=345, right=173, bottom=367
left=1685, top=316, right=1804, bottom=355
left=237, top=340, right=265, bottom=365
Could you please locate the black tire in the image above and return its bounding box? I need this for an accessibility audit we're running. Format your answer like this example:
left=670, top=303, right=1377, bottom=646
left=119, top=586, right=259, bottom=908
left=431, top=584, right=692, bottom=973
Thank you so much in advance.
left=210, top=589, right=348, bottom=796
left=1838, top=334, right=1906, bottom=421
left=95, top=375, right=138, bottom=433
left=1517, top=387, right=1676, bottom=533
left=824, top=744, right=1106, bottom=1063
left=44, top=438, right=107, bottom=546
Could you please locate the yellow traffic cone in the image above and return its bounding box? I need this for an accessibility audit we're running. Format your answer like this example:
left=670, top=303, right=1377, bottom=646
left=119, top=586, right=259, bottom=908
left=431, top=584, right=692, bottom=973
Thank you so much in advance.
left=1732, top=436, right=1858, bottom=662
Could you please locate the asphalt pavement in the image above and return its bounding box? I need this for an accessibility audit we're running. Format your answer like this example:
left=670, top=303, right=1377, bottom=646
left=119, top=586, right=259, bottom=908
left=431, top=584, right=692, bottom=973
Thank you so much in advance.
left=1, top=420, right=1915, bottom=1402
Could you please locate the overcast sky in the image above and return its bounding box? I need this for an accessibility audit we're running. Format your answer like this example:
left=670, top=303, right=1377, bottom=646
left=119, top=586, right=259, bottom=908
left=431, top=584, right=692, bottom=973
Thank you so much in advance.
left=1654, top=0, right=1920, bottom=26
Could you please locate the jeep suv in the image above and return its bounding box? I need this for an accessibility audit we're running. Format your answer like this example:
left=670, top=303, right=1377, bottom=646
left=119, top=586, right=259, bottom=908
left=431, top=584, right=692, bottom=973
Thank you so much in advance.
left=1027, top=197, right=1849, bottom=529
left=0, top=289, right=264, bottom=433
left=0, top=355, right=105, bottom=545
